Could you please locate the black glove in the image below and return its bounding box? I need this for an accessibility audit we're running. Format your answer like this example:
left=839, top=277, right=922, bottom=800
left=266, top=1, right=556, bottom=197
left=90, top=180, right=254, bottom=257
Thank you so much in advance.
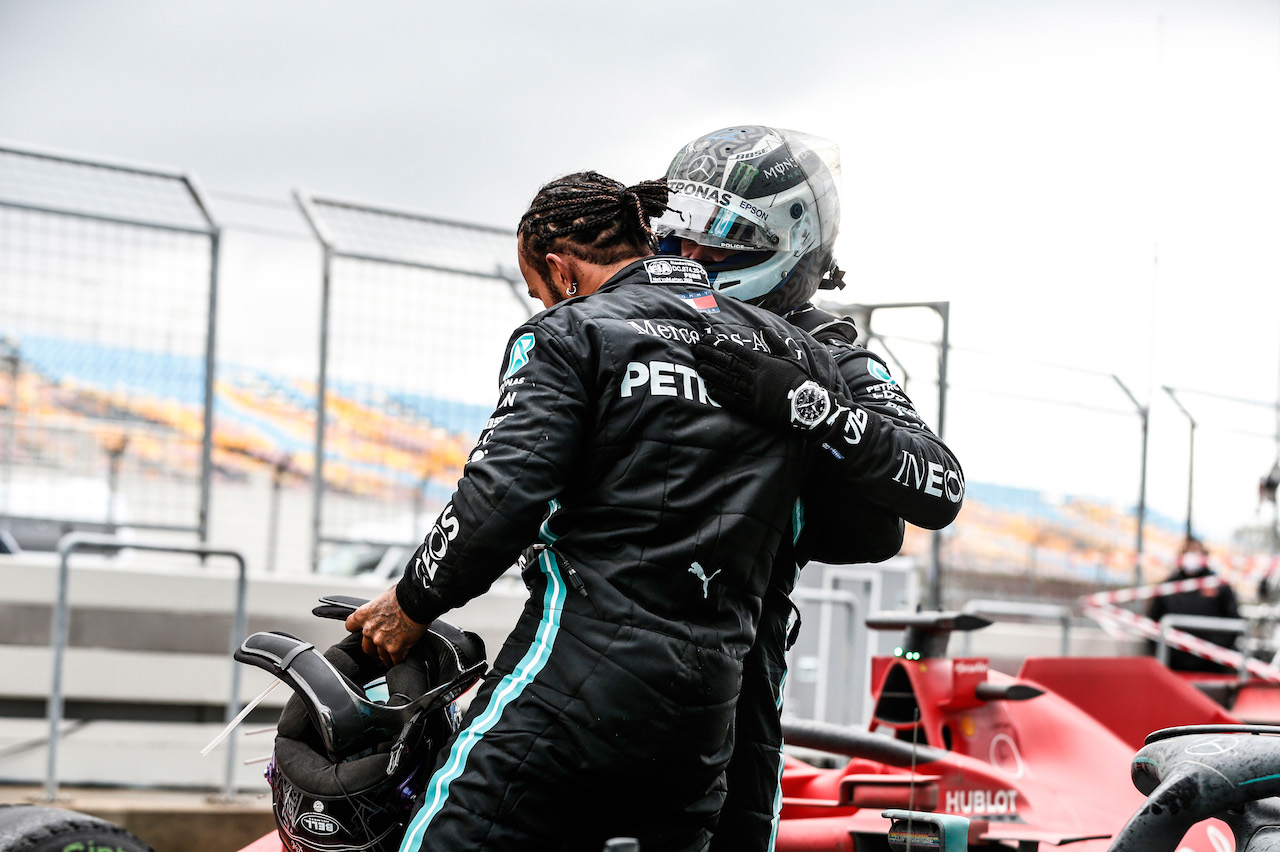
left=693, top=327, right=829, bottom=429
left=693, top=326, right=881, bottom=464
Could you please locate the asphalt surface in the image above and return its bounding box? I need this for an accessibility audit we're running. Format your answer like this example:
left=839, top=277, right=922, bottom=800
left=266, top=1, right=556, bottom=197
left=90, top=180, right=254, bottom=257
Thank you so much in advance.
left=0, top=783, right=276, bottom=852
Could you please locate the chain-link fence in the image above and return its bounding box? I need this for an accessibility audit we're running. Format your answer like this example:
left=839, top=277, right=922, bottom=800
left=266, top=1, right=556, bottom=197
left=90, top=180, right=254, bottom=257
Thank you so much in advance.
left=3, top=140, right=1277, bottom=612
left=1157, top=386, right=1280, bottom=559
left=0, top=144, right=218, bottom=547
left=294, top=192, right=540, bottom=572
left=825, top=300, right=1280, bottom=610
left=939, top=355, right=1154, bottom=605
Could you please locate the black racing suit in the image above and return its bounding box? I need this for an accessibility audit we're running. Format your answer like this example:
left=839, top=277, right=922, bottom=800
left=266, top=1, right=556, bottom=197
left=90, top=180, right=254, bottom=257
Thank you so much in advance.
left=393, top=257, right=839, bottom=852
left=712, top=302, right=965, bottom=852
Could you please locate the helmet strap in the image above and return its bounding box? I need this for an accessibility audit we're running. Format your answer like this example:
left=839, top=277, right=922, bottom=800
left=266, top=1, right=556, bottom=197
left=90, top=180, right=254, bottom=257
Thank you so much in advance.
left=386, top=708, right=428, bottom=776
left=818, top=264, right=846, bottom=291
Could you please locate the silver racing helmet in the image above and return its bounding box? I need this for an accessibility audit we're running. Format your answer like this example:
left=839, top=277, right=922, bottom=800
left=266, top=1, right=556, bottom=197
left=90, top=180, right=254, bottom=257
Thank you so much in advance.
left=654, top=126, right=842, bottom=316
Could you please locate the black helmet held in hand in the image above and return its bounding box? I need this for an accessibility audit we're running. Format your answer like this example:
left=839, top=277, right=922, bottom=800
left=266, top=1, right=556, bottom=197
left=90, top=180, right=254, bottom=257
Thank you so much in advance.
left=236, top=617, right=485, bottom=852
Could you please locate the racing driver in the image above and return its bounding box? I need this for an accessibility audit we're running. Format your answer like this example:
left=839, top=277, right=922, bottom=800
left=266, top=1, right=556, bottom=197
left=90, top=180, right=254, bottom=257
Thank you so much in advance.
left=654, top=125, right=966, bottom=852
left=348, top=169, right=847, bottom=851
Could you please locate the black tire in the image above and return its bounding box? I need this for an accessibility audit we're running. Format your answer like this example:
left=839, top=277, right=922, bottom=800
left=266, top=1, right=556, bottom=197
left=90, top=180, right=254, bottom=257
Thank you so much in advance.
left=0, top=804, right=155, bottom=852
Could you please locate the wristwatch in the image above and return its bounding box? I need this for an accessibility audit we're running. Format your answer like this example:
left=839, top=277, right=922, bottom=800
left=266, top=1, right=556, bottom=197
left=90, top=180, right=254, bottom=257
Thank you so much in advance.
left=787, top=380, right=831, bottom=429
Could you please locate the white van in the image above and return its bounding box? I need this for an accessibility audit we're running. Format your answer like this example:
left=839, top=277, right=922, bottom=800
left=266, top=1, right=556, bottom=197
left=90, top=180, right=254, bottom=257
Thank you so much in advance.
left=0, top=475, right=132, bottom=554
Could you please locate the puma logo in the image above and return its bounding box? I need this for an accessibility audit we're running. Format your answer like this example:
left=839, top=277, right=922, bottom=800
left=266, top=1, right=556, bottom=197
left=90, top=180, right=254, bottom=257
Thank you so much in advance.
left=688, top=561, right=721, bottom=599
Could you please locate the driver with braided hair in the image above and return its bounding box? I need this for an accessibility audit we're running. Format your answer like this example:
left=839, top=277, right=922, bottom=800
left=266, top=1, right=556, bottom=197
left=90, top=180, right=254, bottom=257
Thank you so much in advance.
left=348, top=170, right=844, bottom=851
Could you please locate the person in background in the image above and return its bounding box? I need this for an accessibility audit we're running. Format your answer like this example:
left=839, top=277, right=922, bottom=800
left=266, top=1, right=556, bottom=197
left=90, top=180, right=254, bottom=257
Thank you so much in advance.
left=653, top=125, right=965, bottom=852
left=347, top=169, right=847, bottom=851
left=1148, top=535, right=1242, bottom=673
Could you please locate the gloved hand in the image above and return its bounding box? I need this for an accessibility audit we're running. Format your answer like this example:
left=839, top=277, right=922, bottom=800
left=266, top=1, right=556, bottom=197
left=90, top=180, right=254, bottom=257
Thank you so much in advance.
left=693, top=326, right=833, bottom=430
left=693, top=326, right=882, bottom=464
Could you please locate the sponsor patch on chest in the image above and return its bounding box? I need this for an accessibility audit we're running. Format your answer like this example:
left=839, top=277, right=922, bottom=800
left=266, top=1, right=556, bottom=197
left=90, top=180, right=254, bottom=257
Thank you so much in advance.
left=643, top=257, right=708, bottom=286
left=677, top=290, right=720, bottom=313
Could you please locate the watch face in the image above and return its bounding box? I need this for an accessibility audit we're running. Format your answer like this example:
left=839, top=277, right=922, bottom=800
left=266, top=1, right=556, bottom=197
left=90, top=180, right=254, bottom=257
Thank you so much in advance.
left=789, top=380, right=831, bottom=429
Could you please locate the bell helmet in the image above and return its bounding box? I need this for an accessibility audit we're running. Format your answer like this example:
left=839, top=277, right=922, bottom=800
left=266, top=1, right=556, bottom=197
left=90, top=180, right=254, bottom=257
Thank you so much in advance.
left=654, top=125, right=842, bottom=316
left=238, top=623, right=485, bottom=852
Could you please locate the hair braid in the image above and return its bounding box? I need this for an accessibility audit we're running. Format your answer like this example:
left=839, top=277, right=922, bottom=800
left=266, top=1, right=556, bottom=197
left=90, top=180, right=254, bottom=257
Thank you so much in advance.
left=518, top=172, right=670, bottom=281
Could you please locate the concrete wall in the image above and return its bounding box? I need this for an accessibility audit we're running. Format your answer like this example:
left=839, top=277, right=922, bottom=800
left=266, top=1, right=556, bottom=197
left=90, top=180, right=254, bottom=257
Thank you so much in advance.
left=0, top=550, right=525, bottom=794
left=0, top=547, right=1145, bottom=798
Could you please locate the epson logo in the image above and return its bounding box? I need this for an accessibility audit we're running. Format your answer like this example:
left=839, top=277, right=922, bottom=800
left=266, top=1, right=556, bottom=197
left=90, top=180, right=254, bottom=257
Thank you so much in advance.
left=298, top=813, right=343, bottom=836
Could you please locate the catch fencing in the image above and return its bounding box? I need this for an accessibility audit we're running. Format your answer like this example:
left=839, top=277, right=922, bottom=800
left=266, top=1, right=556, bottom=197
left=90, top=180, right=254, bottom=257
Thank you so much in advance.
left=12, top=140, right=1280, bottom=798
left=833, top=301, right=1280, bottom=609
left=2, top=140, right=1277, bottom=611
left=293, top=192, right=539, bottom=571
left=0, top=144, right=218, bottom=545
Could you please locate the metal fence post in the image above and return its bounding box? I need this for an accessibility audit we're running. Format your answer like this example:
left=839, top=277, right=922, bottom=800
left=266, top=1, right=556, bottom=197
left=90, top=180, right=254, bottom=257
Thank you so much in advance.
left=292, top=189, right=335, bottom=574
left=183, top=173, right=221, bottom=546
left=1113, top=376, right=1150, bottom=585
left=0, top=338, right=18, bottom=530
left=46, top=533, right=250, bottom=802
left=266, top=455, right=291, bottom=573
left=291, top=191, right=538, bottom=574
left=1162, top=385, right=1198, bottom=538
left=1154, top=613, right=1248, bottom=671
left=819, top=300, right=952, bottom=609
left=0, top=144, right=221, bottom=543
left=788, top=587, right=862, bottom=724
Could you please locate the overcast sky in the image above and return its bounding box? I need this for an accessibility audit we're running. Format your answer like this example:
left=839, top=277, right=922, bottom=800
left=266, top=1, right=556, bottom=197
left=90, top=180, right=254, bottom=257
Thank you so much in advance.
left=2, top=0, right=1279, bottom=542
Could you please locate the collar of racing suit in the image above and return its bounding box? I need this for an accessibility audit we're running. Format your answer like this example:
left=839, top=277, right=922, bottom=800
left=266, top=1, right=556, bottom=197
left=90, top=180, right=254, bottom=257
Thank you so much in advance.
left=784, top=302, right=860, bottom=346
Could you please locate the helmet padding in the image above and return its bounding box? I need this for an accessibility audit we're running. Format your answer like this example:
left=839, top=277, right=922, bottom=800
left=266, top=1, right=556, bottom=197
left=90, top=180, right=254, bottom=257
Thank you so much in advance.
left=254, top=626, right=485, bottom=852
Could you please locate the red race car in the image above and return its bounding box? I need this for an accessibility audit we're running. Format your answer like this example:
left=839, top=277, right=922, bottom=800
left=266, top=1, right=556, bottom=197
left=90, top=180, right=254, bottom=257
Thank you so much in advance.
left=230, top=607, right=1260, bottom=852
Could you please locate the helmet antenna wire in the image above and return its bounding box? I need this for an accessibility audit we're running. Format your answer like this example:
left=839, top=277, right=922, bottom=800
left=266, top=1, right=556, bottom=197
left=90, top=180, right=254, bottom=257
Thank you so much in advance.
left=907, top=706, right=921, bottom=851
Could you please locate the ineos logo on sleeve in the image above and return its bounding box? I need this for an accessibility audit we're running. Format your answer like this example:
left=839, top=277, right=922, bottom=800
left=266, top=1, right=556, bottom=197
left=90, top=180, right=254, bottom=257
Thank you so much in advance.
left=428, top=504, right=459, bottom=559
left=892, top=451, right=965, bottom=503
left=416, top=504, right=459, bottom=582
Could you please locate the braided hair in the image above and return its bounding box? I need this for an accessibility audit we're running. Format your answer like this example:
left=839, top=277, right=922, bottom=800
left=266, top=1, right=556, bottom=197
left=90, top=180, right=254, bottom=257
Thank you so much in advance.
left=517, top=171, right=670, bottom=282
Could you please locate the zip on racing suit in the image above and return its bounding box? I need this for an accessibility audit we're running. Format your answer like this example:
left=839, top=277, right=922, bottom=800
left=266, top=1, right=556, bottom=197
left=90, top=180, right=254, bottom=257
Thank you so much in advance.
left=709, top=302, right=965, bottom=852
left=392, top=257, right=841, bottom=852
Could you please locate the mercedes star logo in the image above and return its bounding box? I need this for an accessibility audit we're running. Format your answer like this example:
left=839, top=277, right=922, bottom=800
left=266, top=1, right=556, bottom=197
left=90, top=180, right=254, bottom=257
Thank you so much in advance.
left=686, top=154, right=718, bottom=183
left=1185, top=738, right=1237, bottom=756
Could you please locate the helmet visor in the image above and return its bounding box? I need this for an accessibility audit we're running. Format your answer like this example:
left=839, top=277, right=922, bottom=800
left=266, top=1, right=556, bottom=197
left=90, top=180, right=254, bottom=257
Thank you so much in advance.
left=653, top=189, right=791, bottom=253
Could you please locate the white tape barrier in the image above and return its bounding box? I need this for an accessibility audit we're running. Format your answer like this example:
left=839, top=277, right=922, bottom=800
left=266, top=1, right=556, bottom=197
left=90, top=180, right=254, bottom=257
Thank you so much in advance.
left=1081, top=575, right=1280, bottom=683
